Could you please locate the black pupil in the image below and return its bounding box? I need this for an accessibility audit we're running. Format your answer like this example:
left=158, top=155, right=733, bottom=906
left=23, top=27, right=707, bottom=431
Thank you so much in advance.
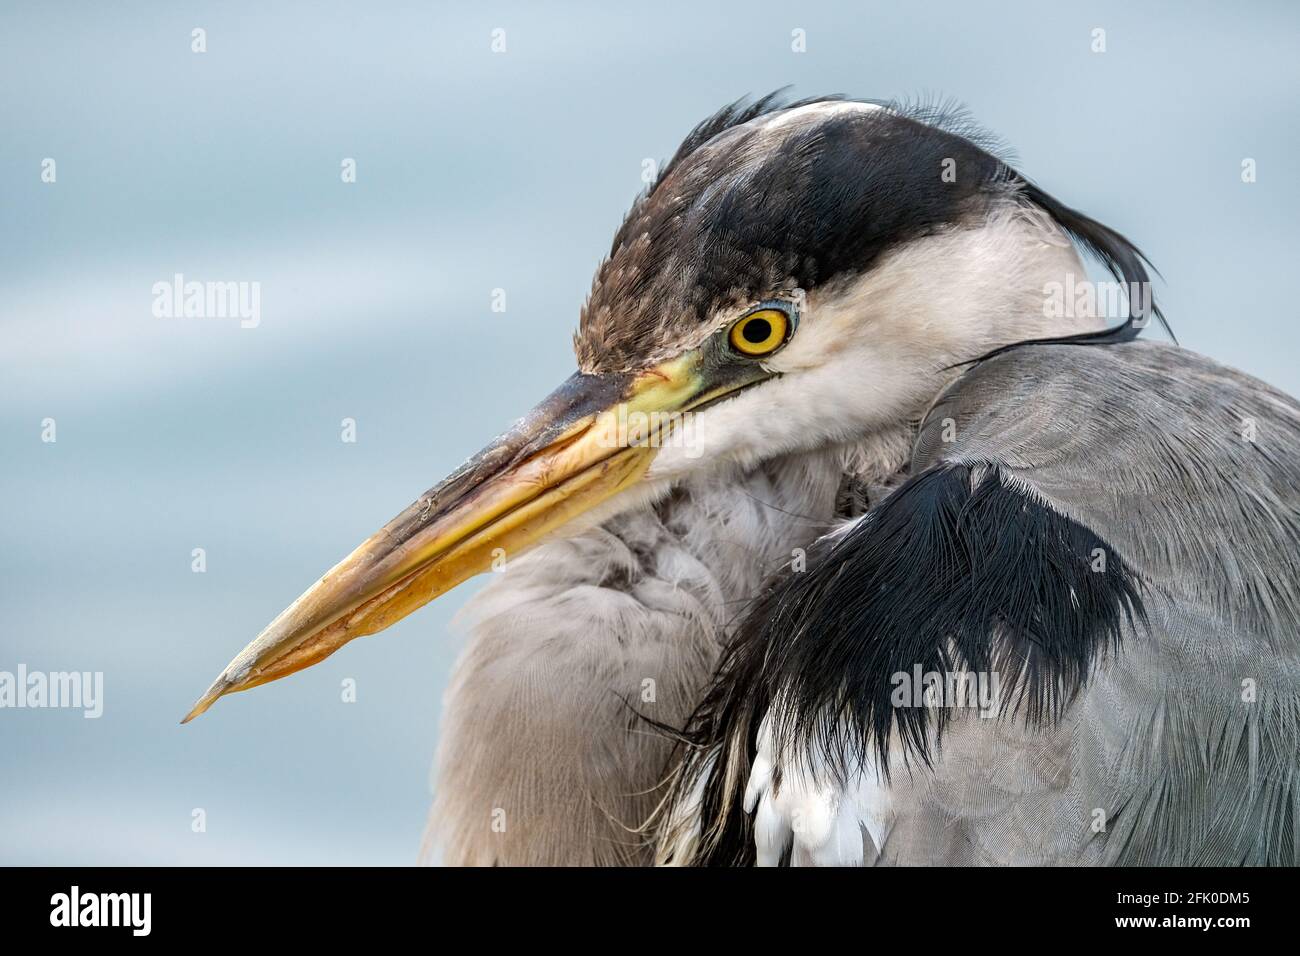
left=742, top=318, right=773, bottom=344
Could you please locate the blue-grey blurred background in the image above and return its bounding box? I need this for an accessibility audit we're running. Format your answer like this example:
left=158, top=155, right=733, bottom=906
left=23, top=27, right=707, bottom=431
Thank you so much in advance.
left=2, top=0, right=1297, bottom=864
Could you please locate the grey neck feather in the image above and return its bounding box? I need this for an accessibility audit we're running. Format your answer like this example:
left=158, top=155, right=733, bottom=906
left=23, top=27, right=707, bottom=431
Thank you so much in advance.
left=425, top=431, right=911, bottom=864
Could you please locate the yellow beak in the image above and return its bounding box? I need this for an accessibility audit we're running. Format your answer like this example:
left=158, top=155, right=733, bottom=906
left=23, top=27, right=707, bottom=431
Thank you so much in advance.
left=183, top=351, right=746, bottom=722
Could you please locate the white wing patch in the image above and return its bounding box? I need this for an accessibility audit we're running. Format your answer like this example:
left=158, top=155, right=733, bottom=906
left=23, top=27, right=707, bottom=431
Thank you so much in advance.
left=744, top=710, right=894, bottom=866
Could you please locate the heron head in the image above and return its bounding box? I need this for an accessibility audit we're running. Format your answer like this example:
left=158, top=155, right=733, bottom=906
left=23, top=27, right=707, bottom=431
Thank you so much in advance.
left=185, top=94, right=1145, bottom=720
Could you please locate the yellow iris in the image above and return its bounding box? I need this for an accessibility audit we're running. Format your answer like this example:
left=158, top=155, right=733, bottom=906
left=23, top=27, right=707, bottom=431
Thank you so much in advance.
left=728, top=308, right=790, bottom=357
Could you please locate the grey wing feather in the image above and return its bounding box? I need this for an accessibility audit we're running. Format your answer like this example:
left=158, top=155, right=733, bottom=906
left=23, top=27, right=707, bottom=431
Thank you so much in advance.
left=892, top=340, right=1300, bottom=865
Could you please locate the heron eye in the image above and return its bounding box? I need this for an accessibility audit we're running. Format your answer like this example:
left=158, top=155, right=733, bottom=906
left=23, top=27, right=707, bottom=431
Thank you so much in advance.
left=728, top=308, right=790, bottom=357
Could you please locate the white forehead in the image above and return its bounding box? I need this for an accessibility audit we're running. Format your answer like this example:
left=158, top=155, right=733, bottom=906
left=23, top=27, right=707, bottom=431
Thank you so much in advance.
left=706, top=100, right=887, bottom=171
left=697, top=100, right=887, bottom=171
left=757, top=100, right=885, bottom=134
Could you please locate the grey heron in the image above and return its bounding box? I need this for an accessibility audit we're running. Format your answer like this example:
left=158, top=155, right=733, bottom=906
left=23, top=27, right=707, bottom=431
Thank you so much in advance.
left=184, top=93, right=1300, bottom=866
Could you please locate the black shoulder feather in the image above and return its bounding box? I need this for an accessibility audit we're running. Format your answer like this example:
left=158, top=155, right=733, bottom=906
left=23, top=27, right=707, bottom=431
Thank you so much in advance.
left=666, top=462, right=1146, bottom=866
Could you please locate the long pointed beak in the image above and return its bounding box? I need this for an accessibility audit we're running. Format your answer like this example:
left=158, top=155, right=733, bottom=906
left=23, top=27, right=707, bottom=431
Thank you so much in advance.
left=183, top=352, right=737, bottom=722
